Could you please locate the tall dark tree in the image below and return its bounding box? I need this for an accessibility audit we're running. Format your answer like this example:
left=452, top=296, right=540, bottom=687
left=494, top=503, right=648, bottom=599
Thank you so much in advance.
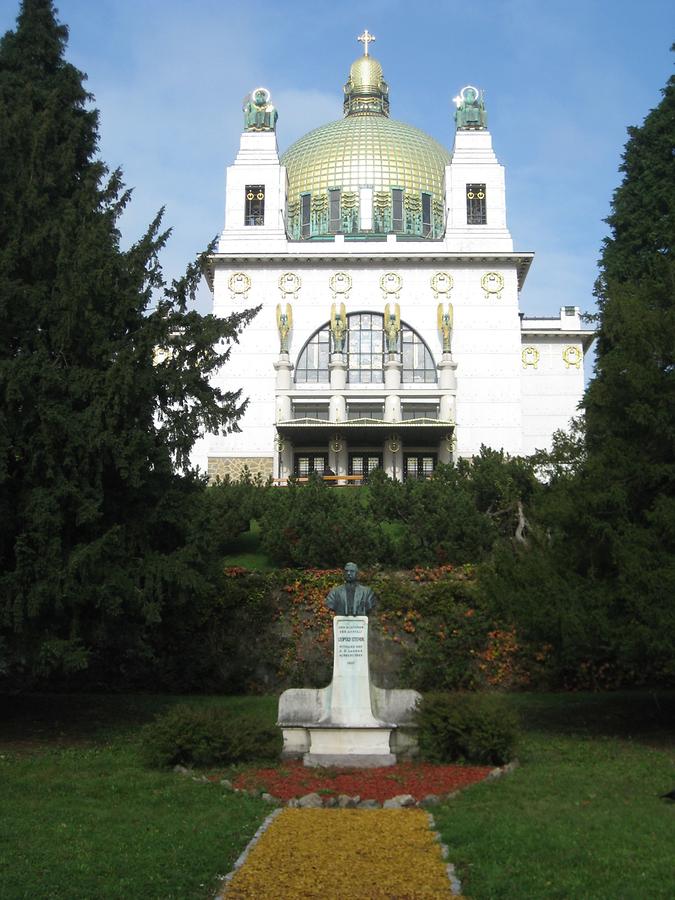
left=0, top=1, right=257, bottom=687
left=482, top=58, right=675, bottom=687
left=575, top=60, right=675, bottom=679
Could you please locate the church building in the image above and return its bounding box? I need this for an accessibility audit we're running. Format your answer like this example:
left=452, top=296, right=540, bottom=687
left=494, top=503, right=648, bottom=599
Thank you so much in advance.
left=197, top=32, right=593, bottom=483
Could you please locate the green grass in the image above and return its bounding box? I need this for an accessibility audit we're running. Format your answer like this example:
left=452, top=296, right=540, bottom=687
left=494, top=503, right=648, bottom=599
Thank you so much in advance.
left=1, top=691, right=674, bottom=899
left=0, top=694, right=276, bottom=900
left=222, top=519, right=274, bottom=571
left=434, top=692, right=675, bottom=899
left=0, top=746, right=267, bottom=900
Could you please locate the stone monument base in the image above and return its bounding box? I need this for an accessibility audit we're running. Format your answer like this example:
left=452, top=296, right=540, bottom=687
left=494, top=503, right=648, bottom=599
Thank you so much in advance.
left=304, top=724, right=396, bottom=768
left=277, top=615, right=421, bottom=768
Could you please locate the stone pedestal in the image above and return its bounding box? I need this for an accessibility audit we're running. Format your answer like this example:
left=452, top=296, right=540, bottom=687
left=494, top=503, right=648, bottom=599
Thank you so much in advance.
left=279, top=616, right=405, bottom=768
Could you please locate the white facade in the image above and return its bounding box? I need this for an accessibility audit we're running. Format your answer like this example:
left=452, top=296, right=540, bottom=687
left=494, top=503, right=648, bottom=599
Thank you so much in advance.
left=197, top=55, right=593, bottom=483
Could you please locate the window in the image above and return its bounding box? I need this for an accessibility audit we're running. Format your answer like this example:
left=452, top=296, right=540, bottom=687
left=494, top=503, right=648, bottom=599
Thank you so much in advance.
left=348, top=313, right=384, bottom=383
left=404, top=454, right=436, bottom=480
left=564, top=306, right=576, bottom=316
left=329, top=189, right=341, bottom=233
left=245, top=185, right=265, bottom=226
left=349, top=453, right=382, bottom=484
left=295, top=329, right=330, bottom=383
left=295, top=314, right=437, bottom=385
left=293, top=454, right=328, bottom=477
left=401, top=328, right=436, bottom=383
left=292, top=404, right=329, bottom=420
left=422, top=193, right=432, bottom=236
left=466, top=183, right=486, bottom=224
left=347, top=405, right=384, bottom=420
left=401, top=405, right=439, bottom=420
left=301, top=194, right=311, bottom=238
left=392, top=189, right=404, bottom=232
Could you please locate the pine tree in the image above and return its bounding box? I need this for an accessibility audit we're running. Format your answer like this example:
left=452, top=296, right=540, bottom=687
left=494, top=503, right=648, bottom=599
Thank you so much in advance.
left=572, top=59, right=675, bottom=679
left=0, top=1, right=257, bottom=687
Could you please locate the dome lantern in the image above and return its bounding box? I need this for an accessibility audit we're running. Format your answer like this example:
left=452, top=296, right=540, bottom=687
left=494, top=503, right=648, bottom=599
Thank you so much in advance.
left=343, top=30, right=389, bottom=117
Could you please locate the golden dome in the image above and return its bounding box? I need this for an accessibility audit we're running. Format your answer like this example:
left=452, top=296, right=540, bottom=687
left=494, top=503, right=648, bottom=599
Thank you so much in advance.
left=281, top=44, right=449, bottom=239
left=282, top=115, right=450, bottom=204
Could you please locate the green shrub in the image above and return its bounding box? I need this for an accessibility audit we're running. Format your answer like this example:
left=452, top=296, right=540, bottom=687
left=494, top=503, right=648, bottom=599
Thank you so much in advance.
left=259, top=476, right=388, bottom=567
left=415, top=692, right=519, bottom=765
left=139, top=704, right=280, bottom=768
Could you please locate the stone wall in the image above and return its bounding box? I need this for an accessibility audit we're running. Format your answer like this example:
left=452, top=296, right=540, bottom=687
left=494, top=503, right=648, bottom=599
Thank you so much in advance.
left=208, top=455, right=273, bottom=483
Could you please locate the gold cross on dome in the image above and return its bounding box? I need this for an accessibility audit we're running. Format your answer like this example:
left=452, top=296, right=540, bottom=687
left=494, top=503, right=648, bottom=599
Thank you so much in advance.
left=357, top=28, right=376, bottom=56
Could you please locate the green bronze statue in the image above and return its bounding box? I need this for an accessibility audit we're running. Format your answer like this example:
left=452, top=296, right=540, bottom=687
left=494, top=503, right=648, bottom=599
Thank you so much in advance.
left=243, top=87, right=278, bottom=132
left=453, top=85, right=487, bottom=130
left=326, top=563, right=376, bottom=617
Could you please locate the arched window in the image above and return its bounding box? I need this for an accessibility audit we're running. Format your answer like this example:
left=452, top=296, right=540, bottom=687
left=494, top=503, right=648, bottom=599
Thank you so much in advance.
left=295, top=313, right=436, bottom=384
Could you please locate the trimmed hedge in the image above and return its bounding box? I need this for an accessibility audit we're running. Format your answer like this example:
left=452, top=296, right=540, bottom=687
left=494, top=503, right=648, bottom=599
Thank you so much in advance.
left=415, top=692, right=519, bottom=765
left=139, top=704, right=281, bottom=768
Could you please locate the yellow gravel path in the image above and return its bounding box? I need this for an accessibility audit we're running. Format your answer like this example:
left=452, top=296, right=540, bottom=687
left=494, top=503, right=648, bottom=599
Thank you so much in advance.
left=223, top=808, right=458, bottom=899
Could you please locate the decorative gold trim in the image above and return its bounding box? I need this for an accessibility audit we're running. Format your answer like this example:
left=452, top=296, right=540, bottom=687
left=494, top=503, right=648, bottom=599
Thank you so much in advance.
left=481, top=271, right=504, bottom=298
left=431, top=272, right=453, bottom=298
left=522, top=346, right=540, bottom=369
left=329, top=272, right=352, bottom=298
left=278, top=272, right=301, bottom=298
left=380, top=272, right=402, bottom=298
left=228, top=272, right=251, bottom=299
left=562, top=345, right=582, bottom=369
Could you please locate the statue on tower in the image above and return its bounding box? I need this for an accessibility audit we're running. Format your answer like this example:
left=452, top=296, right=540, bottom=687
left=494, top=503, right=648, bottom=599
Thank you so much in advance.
left=453, top=85, right=487, bottom=130
left=437, top=302, right=454, bottom=353
left=243, top=87, right=278, bottom=132
left=330, top=302, right=348, bottom=353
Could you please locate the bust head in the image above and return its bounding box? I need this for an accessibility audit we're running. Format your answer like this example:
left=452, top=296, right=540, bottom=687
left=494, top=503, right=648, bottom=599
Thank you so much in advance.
left=344, top=562, right=358, bottom=583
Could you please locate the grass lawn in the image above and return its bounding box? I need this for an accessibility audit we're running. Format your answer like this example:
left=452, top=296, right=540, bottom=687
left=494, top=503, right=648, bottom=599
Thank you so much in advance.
left=0, top=695, right=274, bottom=900
left=1, top=691, right=673, bottom=899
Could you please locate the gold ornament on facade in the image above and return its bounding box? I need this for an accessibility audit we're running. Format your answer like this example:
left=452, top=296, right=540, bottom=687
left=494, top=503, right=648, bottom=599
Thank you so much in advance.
left=329, top=272, right=352, bottom=298
left=384, top=302, right=401, bottom=353
left=228, top=272, right=251, bottom=299
left=278, top=272, right=301, bottom=298
left=380, top=272, right=402, bottom=298
left=276, top=303, right=293, bottom=354
left=431, top=272, right=453, bottom=298
left=330, top=302, right=348, bottom=353
left=331, top=433, right=343, bottom=453
left=387, top=434, right=401, bottom=453
left=481, top=271, right=504, bottom=298
left=437, top=302, right=454, bottom=353
left=562, top=345, right=582, bottom=369
left=522, top=346, right=540, bottom=369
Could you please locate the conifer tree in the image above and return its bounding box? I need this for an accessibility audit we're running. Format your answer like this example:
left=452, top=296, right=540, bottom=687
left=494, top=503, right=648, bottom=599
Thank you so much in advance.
left=0, top=0, right=257, bottom=686
left=548, top=61, right=675, bottom=680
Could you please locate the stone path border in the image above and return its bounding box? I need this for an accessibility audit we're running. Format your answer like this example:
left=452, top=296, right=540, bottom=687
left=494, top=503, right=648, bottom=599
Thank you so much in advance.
left=213, top=807, right=283, bottom=899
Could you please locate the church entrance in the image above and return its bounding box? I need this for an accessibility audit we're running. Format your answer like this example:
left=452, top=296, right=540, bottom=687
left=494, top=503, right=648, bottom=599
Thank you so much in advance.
left=348, top=452, right=383, bottom=485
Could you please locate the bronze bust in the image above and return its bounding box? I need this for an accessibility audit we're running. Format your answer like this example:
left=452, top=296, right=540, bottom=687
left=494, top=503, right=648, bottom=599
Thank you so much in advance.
left=326, top=563, right=376, bottom=617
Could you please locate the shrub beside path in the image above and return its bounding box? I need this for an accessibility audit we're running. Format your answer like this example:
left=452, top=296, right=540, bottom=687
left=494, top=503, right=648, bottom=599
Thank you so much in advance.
left=219, top=808, right=459, bottom=898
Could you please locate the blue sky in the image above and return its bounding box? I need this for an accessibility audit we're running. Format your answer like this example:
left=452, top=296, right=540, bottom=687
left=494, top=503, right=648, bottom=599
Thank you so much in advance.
left=1, top=0, right=673, bottom=316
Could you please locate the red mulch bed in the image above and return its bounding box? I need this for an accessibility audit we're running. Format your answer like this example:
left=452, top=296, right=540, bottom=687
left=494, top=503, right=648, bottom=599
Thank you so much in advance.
left=226, top=760, right=493, bottom=803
